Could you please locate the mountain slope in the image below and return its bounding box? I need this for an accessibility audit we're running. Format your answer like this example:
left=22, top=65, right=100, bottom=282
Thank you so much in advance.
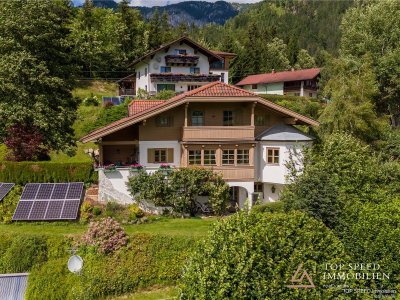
left=136, top=1, right=247, bottom=26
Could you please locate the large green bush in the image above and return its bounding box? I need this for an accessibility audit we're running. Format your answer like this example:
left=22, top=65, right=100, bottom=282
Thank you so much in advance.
left=180, top=212, right=351, bottom=299
left=0, top=161, right=96, bottom=184
left=0, top=235, right=48, bottom=273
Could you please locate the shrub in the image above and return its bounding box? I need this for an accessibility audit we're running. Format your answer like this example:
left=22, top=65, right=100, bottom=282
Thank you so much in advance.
left=251, top=201, right=284, bottom=214
left=0, top=235, right=48, bottom=273
left=128, top=168, right=229, bottom=216
left=0, top=185, right=22, bottom=223
left=180, top=212, right=351, bottom=299
left=82, top=94, right=100, bottom=106
left=80, top=217, right=128, bottom=254
left=80, top=199, right=105, bottom=222
left=128, top=204, right=144, bottom=220
left=341, top=199, right=400, bottom=289
left=0, top=161, right=96, bottom=184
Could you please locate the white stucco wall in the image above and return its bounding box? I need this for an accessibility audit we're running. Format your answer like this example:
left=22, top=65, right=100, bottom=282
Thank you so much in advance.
left=135, top=62, right=150, bottom=93
left=242, top=82, right=284, bottom=95
left=258, top=141, right=307, bottom=185
left=209, top=70, right=229, bottom=84
left=139, top=140, right=181, bottom=168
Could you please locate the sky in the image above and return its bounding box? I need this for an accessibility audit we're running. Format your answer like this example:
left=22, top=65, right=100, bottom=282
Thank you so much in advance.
left=73, top=0, right=263, bottom=7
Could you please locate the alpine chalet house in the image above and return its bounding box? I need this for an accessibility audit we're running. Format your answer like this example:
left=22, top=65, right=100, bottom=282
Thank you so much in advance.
left=236, top=68, right=321, bottom=98
left=118, top=36, right=236, bottom=96
left=81, top=82, right=318, bottom=210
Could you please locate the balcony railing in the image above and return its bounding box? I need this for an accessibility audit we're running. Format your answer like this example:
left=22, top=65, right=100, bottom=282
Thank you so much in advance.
left=150, top=73, right=221, bottom=83
left=210, top=166, right=255, bottom=181
left=165, top=55, right=199, bottom=66
left=119, top=88, right=135, bottom=96
left=182, top=126, right=255, bottom=141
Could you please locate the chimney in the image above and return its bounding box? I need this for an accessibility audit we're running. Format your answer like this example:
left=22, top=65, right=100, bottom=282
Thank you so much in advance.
left=272, top=69, right=275, bottom=74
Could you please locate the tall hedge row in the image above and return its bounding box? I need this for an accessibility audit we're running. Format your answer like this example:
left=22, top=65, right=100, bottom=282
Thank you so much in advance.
left=0, top=161, right=97, bottom=184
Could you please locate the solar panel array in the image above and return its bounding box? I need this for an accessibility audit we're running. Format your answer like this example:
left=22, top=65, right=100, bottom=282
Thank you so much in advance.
left=12, top=182, right=84, bottom=221
left=0, top=183, right=15, bottom=201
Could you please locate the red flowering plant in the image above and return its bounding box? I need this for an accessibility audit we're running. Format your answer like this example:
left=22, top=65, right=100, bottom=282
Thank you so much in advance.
left=80, top=217, right=128, bottom=254
left=103, top=164, right=117, bottom=173
left=129, top=163, right=144, bottom=171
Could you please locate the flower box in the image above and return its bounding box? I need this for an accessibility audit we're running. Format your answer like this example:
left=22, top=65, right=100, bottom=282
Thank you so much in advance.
left=103, top=164, right=117, bottom=173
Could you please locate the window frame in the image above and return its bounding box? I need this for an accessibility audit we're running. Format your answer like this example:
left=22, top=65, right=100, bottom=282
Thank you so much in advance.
left=203, top=150, right=216, bottom=166
left=266, top=147, right=280, bottom=165
left=251, top=84, right=258, bottom=90
left=154, top=149, right=167, bottom=163
left=175, top=49, right=187, bottom=55
left=223, top=110, right=234, bottom=126
left=155, top=116, right=173, bottom=127
left=160, top=66, right=171, bottom=73
left=191, top=110, right=204, bottom=126
left=222, top=149, right=235, bottom=165
left=190, top=67, right=200, bottom=74
left=188, top=150, right=202, bottom=165
left=237, top=149, right=249, bottom=165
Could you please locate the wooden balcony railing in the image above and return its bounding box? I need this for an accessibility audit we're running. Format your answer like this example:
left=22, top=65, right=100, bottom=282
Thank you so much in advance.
left=182, top=126, right=255, bottom=141
left=165, top=55, right=199, bottom=66
left=150, top=73, right=221, bottom=83
left=210, top=166, right=255, bottom=181
left=119, top=88, right=135, bottom=96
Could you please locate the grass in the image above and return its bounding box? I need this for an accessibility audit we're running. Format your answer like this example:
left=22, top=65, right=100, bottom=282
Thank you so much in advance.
left=0, top=217, right=216, bottom=238
left=72, top=80, right=118, bottom=99
left=110, top=286, right=179, bottom=300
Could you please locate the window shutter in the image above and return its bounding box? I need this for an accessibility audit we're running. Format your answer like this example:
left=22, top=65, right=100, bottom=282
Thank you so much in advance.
left=148, top=149, right=155, bottom=163
left=167, top=148, right=174, bottom=163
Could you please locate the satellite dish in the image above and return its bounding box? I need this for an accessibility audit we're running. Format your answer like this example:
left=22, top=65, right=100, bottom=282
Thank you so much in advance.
left=153, top=63, right=159, bottom=70
left=68, top=255, right=83, bottom=274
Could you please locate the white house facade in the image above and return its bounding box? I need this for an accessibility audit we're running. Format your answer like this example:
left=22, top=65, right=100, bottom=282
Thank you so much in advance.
left=118, top=37, right=236, bottom=96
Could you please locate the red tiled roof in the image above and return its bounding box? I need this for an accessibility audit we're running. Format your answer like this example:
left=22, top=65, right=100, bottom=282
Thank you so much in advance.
left=236, top=68, right=321, bottom=86
left=188, top=81, right=257, bottom=97
left=128, top=100, right=166, bottom=116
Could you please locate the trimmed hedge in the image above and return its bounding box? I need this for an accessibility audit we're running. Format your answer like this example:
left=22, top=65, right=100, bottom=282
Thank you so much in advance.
left=0, top=161, right=97, bottom=184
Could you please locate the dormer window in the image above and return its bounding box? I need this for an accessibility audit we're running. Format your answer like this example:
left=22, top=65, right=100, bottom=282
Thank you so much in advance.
left=175, top=49, right=187, bottom=55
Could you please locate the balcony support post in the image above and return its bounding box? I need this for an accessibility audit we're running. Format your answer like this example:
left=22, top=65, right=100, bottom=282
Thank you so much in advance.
left=184, top=103, right=189, bottom=127
left=251, top=102, right=256, bottom=127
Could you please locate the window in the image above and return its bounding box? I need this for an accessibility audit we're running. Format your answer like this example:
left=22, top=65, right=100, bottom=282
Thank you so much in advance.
left=145, top=85, right=147, bottom=91
left=220, top=73, right=225, bottom=82
left=237, top=149, right=249, bottom=165
left=266, top=148, right=280, bottom=164
left=255, top=115, right=265, bottom=126
left=190, top=67, right=200, bottom=74
left=294, top=92, right=300, bottom=96
left=160, top=66, right=171, bottom=73
left=223, top=111, right=234, bottom=126
left=191, top=111, right=204, bottom=126
left=157, top=84, right=175, bottom=92
left=156, top=116, right=173, bottom=127
left=145, top=68, right=147, bottom=76
left=175, top=49, right=187, bottom=55
left=154, top=149, right=167, bottom=163
left=188, top=150, right=202, bottom=165
left=210, top=61, right=224, bottom=70
left=222, top=149, right=235, bottom=165
left=254, top=182, right=263, bottom=193
left=204, top=150, right=216, bottom=165
left=188, top=85, right=201, bottom=91
left=251, top=84, right=258, bottom=90
left=309, top=92, right=313, bottom=97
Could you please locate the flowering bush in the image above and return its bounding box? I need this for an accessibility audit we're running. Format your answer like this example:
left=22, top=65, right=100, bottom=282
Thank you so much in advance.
left=81, top=217, right=128, bottom=254
left=103, top=164, right=117, bottom=173
left=130, top=163, right=143, bottom=170
left=159, top=163, right=171, bottom=169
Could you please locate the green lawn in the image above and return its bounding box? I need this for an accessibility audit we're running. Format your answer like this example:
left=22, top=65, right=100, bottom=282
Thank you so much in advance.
left=0, top=217, right=216, bottom=237
left=72, top=80, right=118, bottom=99
left=110, top=287, right=179, bottom=300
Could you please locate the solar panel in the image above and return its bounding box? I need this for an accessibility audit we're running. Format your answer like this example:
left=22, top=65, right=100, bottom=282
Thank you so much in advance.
left=12, top=182, right=84, bottom=221
left=0, top=183, right=15, bottom=201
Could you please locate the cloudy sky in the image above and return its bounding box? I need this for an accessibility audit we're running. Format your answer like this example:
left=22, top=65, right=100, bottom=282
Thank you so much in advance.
left=73, top=0, right=263, bottom=7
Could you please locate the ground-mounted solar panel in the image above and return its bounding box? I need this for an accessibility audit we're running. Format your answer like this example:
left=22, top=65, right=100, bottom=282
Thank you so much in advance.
left=12, top=182, right=84, bottom=221
left=0, top=183, right=15, bottom=201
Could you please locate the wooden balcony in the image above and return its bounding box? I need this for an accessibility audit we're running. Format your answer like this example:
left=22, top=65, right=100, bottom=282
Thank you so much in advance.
left=210, top=166, right=255, bottom=181
left=165, top=55, right=199, bottom=66
left=150, top=73, right=221, bottom=83
left=182, top=126, right=255, bottom=141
